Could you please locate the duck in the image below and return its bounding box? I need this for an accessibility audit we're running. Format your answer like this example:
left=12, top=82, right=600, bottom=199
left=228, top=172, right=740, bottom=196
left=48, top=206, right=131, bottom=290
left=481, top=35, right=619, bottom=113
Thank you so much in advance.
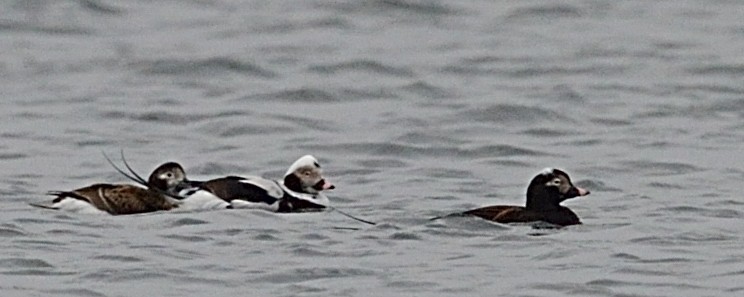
left=178, top=155, right=335, bottom=212
left=30, top=162, right=191, bottom=215
left=453, top=168, right=590, bottom=226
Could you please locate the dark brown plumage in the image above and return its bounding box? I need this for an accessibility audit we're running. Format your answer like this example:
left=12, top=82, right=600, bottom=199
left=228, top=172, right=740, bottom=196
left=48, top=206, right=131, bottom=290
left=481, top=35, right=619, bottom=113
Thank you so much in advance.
left=47, top=184, right=176, bottom=215
left=462, top=168, right=590, bottom=227
left=34, top=162, right=190, bottom=215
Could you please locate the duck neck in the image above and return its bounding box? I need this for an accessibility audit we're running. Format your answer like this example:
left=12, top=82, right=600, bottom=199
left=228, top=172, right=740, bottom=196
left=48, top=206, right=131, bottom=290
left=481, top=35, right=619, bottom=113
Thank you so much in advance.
left=525, top=189, right=561, bottom=211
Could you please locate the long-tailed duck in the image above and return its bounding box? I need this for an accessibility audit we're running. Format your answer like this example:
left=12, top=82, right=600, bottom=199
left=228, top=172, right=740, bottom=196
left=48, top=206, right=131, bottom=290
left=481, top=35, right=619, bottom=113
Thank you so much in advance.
left=446, top=168, right=590, bottom=227
left=30, top=162, right=190, bottom=215
left=179, top=155, right=335, bottom=212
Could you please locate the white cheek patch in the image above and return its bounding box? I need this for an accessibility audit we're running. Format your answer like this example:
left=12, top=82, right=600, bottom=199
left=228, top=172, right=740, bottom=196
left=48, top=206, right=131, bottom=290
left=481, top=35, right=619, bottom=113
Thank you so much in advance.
left=545, top=178, right=561, bottom=186
left=159, top=171, right=179, bottom=180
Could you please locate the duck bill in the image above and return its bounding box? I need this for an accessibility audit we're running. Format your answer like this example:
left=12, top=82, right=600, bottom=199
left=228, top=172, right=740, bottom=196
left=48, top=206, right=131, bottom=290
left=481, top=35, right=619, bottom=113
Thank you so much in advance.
left=174, top=179, right=203, bottom=193
left=312, top=179, right=335, bottom=191
left=564, top=186, right=590, bottom=199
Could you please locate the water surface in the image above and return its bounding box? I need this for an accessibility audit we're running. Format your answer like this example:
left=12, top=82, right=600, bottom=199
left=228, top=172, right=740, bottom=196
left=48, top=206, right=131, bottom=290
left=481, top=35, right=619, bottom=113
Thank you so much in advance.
left=1, top=1, right=744, bottom=296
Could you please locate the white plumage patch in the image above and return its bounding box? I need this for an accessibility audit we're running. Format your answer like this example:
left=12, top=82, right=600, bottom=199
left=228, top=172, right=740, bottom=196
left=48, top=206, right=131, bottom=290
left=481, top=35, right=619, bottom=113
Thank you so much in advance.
left=172, top=190, right=230, bottom=211
left=539, top=167, right=554, bottom=176
left=52, top=198, right=108, bottom=214
left=278, top=182, right=330, bottom=207
left=230, top=200, right=280, bottom=211
left=284, top=155, right=320, bottom=177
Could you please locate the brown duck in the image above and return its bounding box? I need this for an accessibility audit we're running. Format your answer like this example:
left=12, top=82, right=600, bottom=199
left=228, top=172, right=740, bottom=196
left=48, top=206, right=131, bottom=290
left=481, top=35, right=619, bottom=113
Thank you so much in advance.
left=454, top=168, right=590, bottom=226
left=31, top=162, right=190, bottom=215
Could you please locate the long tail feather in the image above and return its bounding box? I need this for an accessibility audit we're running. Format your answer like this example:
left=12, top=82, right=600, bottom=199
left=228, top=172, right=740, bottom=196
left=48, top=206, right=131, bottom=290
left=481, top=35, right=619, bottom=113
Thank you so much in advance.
left=119, top=149, right=148, bottom=186
left=103, top=150, right=182, bottom=200
left=102, top=151, right=148, bottom=187
left=28, top=202, right=59, bottom=210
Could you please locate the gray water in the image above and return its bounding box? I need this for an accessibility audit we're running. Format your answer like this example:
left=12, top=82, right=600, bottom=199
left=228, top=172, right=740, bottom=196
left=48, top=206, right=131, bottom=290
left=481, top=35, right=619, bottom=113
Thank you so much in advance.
left=1, top=0, right=744, bottom=296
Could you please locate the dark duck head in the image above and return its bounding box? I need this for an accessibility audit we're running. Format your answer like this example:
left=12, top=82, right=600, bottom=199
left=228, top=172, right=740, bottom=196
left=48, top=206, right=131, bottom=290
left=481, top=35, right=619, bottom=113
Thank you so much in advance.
left=147, top=162, right=197, bottom=196
left=525, top=168, right=590, bottom=211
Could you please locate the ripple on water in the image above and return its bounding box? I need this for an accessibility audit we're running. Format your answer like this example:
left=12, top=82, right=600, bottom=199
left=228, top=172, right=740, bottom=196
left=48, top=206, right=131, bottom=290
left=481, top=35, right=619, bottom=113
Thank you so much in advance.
left=327, top=0, right=458, bottom=16
left=288, top=244, right=329, bottom=257
left=255, top=267, right=377, bottom=283
left=100, top=110, right=248, bottom=125
left=160, top=234, right=212, bottom=243
left=0, top=152, right=29, bottom=159
left=267, top=114, right=336, bottom=132
left=398, top=81, right=451, bottom=99
left=686, top=64, right=744, bottom=76
left=340, top=87, right=401, bottom=100
left=43, top=288, right=108, bottom=297
left=198, top=122, right=294, bottom=137
left=1, top=270, right=75, bottom=276
left=419, top=168, right=474, bottom=179
left=167, top=218, right=210, bottom=227
left=78, top=0, right=123, bottom=14
left=252, top=233, right=281, bottom=241
left=455, top=104, right=573, bottom=125
left=12, top=239, right=67, bottom=249
left=246, top=87, right=340, bottom=103
left=0, top=258, right=72, bottom=276
left=589, top=117, right=633, bottom=127
left=424, top=217, right=512, bottom=237
left=530, top=249, right=577, bottom=261
left=528, top=282, right=613, bottom=296
left=0, top=21, right=92, bottom=35
left=385, top=280, right=439, bottom=290
left=619, top=160, right=703, bottom=176
left=91, top=255, right=144, bottom=263
left=302, top=142, right=545, bottom=158
left=82, top=268, right=168, bottom=282
left=519, top=127, right=574, bottom=137
left=481, top=159, right=533, bottom=168
left=45, top=229, right=104, bottom=238
left=614, top=267, right=682, bottom=276
left=356, top=158, right=408, bottom=169
left=256, top=17, right=351, bottom=34
left=584, top=278, right=705, bottom=290
left=388, top=232, right=423, bottom=240
left=506, top=4, right=583, bottom=20
left=308, top=59, right=415, bottom=77
left=652, top=205, right=742, bottom=218
left=0, top=226, right=25, bottom=237
left=574, top=179, right=622, bottom=192
left=504, top=64, right=626, bottom=78
left=299, top=233, right=330, bottom=241
left=138, top=57, right=276, bottom=78
left=0, top=258, right=54, bottom=268
left=629, top=231, right=735, bottom=247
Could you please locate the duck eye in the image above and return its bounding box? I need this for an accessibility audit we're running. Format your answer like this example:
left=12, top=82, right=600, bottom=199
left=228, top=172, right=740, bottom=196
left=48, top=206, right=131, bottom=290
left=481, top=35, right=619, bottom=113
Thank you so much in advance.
left=303, top=171, right=311, bottom=176
left=547, top=178, right=561, bottom=186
